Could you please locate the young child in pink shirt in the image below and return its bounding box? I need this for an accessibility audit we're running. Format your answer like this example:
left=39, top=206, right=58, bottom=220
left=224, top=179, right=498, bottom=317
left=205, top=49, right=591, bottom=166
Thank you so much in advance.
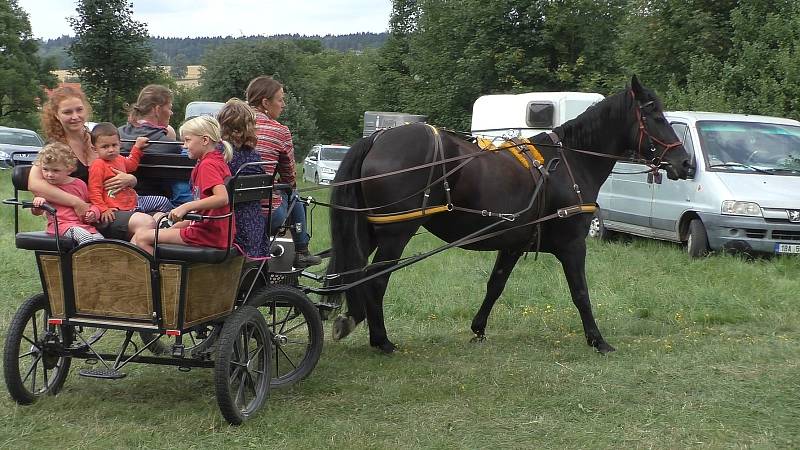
left=31, top=143, right=104, bottom=244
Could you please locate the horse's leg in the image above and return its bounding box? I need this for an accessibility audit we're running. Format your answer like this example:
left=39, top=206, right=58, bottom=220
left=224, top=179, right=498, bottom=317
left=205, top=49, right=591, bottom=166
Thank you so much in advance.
left=361, top=225, right=417, bottom=353
left=470, top=248, right=524, bottom=341
left=555, top=247, right=615, bottom=354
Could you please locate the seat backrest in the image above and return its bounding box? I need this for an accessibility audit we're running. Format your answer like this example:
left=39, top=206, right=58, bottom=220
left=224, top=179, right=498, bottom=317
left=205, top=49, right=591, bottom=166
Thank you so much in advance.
left=226, top=172, right=276, bottom=205
left=12, top=164, right=32, bottom=192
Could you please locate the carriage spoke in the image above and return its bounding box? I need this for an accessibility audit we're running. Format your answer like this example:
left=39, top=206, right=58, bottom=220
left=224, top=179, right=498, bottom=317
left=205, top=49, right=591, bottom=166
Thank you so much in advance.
left=277, top=321, right=307, bottom=335
left=18, top=349, right=37, bottom=359
left=276, top=345, right=298, bottom=370
left=21, top=353, right=42, bottom=385
left=31, top=313, right=40, bottom=342
left=42, top=364, right=50, bottom=387
left=21, top=334, right=39, bottom=349
left=235, top=371, right=247, bottom=407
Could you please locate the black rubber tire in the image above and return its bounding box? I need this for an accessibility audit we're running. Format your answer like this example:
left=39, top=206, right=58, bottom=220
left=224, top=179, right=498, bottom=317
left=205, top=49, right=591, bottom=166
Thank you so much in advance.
left=314, top=172, right=319, bottom=185
left=245, top=285, right=323, bottom=389
left=3, top=293, right=71, bottom=404
left=588, top=212, right=616, bottom=241
left=214, top=306, right=271, bottom=425
left=687, top=219, right=710, bottom=257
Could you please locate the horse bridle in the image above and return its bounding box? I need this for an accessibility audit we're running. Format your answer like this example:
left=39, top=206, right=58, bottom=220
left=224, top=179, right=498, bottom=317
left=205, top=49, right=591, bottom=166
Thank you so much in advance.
left=631, top=90, right=683, bottom=170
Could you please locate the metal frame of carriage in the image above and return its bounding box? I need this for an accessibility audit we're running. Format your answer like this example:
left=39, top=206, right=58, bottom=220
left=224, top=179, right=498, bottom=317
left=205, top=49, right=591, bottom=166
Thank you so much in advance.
left=2, top=152, right=324, bottom=425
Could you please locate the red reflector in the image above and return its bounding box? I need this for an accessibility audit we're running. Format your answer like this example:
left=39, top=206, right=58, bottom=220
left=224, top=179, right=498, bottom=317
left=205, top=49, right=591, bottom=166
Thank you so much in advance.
left=165, top=329, right=181, bottom=336
left=48, top=318, right=63, bottom=325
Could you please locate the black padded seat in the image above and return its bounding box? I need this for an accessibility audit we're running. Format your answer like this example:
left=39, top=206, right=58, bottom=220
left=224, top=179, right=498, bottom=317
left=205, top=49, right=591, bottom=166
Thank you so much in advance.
left=156, top=243, right=237, bottom=264
left=15, top=231, right=76, bottom=251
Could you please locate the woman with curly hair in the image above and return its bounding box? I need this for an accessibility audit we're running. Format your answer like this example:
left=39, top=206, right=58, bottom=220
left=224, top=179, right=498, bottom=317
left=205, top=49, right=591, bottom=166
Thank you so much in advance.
left=30, top=85, right=151, bottom=239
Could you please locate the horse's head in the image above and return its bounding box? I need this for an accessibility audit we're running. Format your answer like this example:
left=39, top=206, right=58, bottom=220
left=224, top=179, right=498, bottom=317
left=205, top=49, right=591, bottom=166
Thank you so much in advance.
left=629, top=75, right=692, bottom=180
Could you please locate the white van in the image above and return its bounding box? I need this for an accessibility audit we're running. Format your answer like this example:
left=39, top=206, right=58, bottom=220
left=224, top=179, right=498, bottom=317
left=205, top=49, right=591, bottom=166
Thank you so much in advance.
left=471, top=92, right=604, bottom=139
left=593, top=111, right=800, bottom=257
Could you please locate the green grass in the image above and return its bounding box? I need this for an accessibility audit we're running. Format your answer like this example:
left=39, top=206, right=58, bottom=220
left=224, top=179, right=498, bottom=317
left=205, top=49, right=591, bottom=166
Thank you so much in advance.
left=1, top=170, right=799, bottom=449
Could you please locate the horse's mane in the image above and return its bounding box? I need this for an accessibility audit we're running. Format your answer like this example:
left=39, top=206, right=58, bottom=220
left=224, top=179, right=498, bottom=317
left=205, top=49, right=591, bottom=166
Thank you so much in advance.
left=553, top=88, right=634, bottom=152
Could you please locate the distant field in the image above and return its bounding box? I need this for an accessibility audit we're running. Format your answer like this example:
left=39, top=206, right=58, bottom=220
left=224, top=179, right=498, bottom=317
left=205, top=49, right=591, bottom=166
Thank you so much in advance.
left=0, top=171, right=798, bottom=448
left=53, top=65, right=203, bottom=87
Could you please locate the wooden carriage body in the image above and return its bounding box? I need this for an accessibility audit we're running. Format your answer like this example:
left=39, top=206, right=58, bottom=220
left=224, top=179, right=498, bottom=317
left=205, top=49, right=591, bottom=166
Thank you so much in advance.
left=32, top=240, right=243, bottom=332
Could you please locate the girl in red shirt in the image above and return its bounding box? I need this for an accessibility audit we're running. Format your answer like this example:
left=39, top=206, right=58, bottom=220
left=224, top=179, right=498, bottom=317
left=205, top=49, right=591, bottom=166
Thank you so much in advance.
left=131, top=116, right=234, bottom=254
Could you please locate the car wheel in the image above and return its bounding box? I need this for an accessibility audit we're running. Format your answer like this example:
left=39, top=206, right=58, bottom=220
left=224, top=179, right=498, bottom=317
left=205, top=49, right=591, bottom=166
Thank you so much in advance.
left=314, top=173, right=319, bottom=185
left=588, top=212, right=616, bottom=241
left=687, top=219, right=710, bottom=257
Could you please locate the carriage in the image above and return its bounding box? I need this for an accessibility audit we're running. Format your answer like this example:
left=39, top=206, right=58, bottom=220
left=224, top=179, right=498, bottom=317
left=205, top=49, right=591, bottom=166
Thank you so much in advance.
left=2, top=76, right=692, bottom=425
left=2, top=153, right=324, bottom=425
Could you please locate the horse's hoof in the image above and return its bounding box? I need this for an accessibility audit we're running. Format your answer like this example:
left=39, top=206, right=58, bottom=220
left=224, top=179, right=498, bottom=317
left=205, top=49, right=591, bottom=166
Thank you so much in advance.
left=371, top=340, right=396, bottom=354
left=596, top=342, right=616, bottom=354
left=332, top=315, right=355, bottom=341
left=470, top=334, right=486, bottom=343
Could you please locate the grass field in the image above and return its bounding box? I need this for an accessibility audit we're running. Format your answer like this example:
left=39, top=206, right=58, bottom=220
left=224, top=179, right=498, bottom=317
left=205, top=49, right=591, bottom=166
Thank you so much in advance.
left=0, top=170, right=798, bottom=449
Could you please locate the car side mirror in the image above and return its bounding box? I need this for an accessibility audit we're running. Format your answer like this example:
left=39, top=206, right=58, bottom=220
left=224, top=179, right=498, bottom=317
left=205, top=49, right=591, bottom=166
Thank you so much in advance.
left=308, top=156, right=317, bottom=162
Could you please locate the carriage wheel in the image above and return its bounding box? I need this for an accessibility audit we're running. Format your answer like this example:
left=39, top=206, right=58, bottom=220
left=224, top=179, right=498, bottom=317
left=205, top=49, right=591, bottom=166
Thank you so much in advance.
left=246, top=285, right=323, bottom=388
left=3, top=293, right=72, bottom=404
left=214, top=306, right=271, bottom=425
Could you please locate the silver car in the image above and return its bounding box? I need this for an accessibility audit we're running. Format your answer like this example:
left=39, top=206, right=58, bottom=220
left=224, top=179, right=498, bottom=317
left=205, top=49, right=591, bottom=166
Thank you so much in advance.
left=0, top=126, right=44, bottom=168
left=302, top=144, right=349, bottom=185
left=593, top=111, right=800, bottom=257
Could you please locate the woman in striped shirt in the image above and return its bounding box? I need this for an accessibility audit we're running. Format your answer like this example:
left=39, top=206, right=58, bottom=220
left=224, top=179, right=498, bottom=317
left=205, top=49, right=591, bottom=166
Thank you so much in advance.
left=245, top=75, right=321, bottom=268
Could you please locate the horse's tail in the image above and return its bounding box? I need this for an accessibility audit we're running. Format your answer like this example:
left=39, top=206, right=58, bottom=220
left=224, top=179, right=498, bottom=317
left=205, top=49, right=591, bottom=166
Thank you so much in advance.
left=325, top=134, right=377, bottom=326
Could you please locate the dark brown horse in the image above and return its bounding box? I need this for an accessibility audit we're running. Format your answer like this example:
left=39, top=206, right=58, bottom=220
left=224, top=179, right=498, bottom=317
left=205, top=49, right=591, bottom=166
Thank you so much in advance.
left=326, top=76, right=692, bottom=354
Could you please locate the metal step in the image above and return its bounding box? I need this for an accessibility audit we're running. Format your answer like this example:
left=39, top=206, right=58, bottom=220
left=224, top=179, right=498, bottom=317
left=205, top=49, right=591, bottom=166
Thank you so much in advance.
left=78, top=367, right=127, bottom=379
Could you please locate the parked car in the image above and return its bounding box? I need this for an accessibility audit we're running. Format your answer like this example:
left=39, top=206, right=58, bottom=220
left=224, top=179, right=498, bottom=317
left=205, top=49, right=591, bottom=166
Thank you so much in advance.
left=302, top=144, right=350, bottom=184
left=185, top=101, right=224, bottom=120
left=592, top=111, right=800, bottom=257
left=0, top=126, right=44, bottom=168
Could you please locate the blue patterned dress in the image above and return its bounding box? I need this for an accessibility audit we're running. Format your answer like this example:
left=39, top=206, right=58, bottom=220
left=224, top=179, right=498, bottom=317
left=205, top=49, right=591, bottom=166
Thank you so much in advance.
left=228, top=146, right=268, bottom=257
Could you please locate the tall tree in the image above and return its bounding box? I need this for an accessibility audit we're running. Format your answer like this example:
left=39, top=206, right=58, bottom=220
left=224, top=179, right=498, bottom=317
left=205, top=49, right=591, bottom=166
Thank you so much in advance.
left=68, top=0, right=159, bottom=122
left=0, top=0, right=57, bottom=129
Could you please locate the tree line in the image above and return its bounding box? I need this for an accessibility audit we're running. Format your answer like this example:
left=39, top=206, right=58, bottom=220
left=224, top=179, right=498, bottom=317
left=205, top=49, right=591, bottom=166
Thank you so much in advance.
left=4, top=0, right=800, bottom=160
left=37, top=33, right=389, bottom=69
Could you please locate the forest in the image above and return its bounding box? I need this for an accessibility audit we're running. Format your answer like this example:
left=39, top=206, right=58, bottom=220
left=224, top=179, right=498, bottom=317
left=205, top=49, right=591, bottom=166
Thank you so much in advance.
left=5, top=0, right=800, bottom=159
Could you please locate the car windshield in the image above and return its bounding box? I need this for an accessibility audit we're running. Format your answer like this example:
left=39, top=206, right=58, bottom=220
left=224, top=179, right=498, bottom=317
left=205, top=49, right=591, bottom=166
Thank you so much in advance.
left=0, top=130, right=42, bottom=147
left=320, top=146, right=349, bottom=162
left=698, top=120, right=800, bottom=175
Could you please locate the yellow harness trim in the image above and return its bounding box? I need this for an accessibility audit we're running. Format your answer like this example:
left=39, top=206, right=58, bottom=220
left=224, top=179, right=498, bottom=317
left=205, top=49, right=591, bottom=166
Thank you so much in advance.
left=476, top=137, right=545, bottom=169
left=367, top=205, right=450, bottom=224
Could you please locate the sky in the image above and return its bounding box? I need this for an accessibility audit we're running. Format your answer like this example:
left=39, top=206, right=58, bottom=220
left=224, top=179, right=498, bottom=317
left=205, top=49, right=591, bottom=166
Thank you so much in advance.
left=18, top=0, right=393, bottom=40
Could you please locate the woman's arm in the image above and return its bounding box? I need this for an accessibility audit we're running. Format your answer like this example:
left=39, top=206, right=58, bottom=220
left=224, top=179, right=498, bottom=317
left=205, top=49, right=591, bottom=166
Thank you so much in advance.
left=169, top=184, right=229, bottom=222
left=28, top=165, right=90, bottom=216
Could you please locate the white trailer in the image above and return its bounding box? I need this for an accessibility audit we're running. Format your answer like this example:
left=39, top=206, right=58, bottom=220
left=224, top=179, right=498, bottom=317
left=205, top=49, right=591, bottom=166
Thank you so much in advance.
left=470, top=92, right=604, bottom=139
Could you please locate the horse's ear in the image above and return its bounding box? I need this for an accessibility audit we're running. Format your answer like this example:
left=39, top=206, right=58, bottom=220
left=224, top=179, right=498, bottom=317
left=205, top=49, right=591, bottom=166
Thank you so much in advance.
left=631, top=75, right=643, bottom=99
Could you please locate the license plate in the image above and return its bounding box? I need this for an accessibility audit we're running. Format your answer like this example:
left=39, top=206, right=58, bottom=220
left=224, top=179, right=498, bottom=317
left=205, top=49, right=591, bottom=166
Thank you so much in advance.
left=775, top=243, right=800, bottom=254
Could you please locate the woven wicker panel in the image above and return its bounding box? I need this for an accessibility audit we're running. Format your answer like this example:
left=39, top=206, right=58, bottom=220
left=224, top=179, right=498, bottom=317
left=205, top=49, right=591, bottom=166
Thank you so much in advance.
left=184, top=256, right=243, bottom=327
left=39, top=255, right=65, bottom=318
left=72, top=244, right=152, bottom=320
left=158, top=264, right=182, bottom=329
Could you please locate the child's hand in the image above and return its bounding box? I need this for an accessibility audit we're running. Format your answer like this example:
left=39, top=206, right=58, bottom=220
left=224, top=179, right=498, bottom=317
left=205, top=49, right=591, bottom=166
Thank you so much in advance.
left=134, top=136, right=150, bottom=150
left=85, top=210, right=98, bottom=223
left=168, top=205, right=190, bottom=223
left=100, top=208, right=116, bottom=224
left=32, top=196, right=46, bottom=207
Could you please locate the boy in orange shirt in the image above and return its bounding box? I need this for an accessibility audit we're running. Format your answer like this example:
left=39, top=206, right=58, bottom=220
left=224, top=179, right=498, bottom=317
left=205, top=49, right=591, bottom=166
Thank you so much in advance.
left=88, top=122, right=173, bottom=224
